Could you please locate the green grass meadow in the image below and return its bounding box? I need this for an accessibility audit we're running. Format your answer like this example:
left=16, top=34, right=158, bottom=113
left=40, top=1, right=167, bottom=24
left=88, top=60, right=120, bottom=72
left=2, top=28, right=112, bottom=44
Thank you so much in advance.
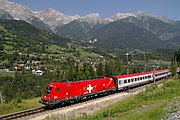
left=0, top=97, right=43, bottom=115
left=0, top=70, right=15, bottom=77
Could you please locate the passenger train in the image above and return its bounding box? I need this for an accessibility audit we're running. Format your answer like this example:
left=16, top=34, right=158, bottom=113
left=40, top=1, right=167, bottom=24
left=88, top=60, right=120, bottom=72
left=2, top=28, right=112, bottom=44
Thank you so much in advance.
left=40, top=69, right=171, bottom=106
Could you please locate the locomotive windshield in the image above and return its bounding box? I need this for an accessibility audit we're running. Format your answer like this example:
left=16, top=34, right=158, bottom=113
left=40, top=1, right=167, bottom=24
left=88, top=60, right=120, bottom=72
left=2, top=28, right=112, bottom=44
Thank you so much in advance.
left=45, top=86, right=52, bottom=94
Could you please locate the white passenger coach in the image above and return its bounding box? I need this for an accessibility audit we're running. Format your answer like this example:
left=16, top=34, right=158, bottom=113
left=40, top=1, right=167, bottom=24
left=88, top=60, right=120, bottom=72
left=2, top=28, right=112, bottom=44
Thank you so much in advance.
left=113, top=69, right=170, bottom=90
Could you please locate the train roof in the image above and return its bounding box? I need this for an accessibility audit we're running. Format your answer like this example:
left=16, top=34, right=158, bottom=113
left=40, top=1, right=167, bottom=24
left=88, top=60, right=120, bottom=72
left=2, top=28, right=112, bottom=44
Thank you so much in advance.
left=114, top=69, right=169, bottom=79
left=48, top=82, right=64, bottom=88
left=67, top=78, right=109, bottom=84
left=48, top=77, right=112, bottom=87
left=114, top=71, right=153, bottom=79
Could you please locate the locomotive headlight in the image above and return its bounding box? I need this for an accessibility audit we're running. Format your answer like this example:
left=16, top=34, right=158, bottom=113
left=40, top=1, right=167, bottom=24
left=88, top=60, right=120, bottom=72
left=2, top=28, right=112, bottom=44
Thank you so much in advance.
left=54, top=96, right=58, bottom=99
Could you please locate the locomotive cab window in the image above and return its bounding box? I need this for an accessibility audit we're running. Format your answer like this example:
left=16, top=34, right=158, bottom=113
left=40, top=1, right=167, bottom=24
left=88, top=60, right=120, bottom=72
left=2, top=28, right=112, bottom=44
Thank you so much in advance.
left=45, top=86, right=52, bottom=94
left=56, top=88, right=60, bottom=92
left=119, top=81, right=121, bottom=85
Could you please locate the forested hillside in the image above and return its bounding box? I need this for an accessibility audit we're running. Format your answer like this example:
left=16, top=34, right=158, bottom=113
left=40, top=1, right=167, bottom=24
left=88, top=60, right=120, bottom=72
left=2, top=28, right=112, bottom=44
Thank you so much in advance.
left=0, top=19, right=71, bottom=53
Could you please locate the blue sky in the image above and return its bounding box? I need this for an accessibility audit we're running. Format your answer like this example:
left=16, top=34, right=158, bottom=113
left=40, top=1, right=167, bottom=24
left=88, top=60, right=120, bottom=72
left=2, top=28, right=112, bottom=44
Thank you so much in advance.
left=10, top=0, right=180, bottom=20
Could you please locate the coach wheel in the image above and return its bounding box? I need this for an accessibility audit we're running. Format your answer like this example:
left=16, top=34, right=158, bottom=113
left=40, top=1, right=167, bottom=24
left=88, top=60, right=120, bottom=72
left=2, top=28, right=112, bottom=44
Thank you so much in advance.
left=60, top=102, right=65, bottom=106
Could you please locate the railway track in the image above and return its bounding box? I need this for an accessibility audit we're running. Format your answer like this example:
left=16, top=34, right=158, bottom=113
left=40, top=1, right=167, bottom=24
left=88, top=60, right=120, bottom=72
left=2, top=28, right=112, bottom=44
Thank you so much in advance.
left=0, top=79, right=167, bottom=120
left=0, top=107, right=47, bottom=120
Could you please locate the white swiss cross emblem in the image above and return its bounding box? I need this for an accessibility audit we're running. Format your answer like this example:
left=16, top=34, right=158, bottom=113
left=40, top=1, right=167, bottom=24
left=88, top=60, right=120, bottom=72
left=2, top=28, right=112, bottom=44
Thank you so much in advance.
left=87, top=84, right=93, bottom=93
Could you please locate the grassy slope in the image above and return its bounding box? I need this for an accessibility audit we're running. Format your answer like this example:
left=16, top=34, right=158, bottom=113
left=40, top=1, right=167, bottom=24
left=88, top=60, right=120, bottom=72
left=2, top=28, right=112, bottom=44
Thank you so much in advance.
left=0, top=97, right=43, bottom=115
left=0, top=70, right=15, bottom=77
left=48, top=44, right=100, bottom=58
left=77, top=77, right=180, bottom=120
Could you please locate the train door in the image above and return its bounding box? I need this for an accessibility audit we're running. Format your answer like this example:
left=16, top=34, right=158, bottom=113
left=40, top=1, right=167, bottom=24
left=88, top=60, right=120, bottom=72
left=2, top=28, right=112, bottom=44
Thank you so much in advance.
left=112, top=77, right=118, bottom=92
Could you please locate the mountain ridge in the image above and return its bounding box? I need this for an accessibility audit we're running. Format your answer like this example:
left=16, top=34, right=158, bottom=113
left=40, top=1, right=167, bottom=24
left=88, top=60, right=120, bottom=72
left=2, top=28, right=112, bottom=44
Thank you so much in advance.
left=88, top=20, right=177, bottom=50
left=1, top=0, right=180, bottom=50
left=0, top=0, right=52, bottom=32
left=1, top=0, right=176, bottom=31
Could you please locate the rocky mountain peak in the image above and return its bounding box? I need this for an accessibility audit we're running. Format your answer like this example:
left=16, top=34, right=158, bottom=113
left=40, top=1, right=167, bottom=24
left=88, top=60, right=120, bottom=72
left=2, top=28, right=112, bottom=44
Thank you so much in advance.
left=136, top=11, right=175, bottom=24
left=0, top=0, right=34, bottom=21
left=0, top=0, right=51, bottom=31
left=109, top=12, right=136, bottom=21
left=79, top=13, right=108, bottom=26
left=35, top=8, right=80, bottom=30
left=39, top=8, right=64, bottom=16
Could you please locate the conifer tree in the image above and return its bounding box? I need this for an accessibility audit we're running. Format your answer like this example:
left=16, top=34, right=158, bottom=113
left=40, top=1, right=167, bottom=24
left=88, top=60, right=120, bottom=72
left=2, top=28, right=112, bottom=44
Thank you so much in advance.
left=171, top=57, right=177, bottom=76
left=88, top=64, right=96, bottom=79
left=105, top=61, right=111, bottom=77
left=96, top=62, right=104, bottom=78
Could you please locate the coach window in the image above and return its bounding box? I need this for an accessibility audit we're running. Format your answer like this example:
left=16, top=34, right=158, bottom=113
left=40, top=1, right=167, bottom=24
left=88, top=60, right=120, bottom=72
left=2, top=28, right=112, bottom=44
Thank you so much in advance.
left=138, top=77, right=140, bottom=81
left=131, top=79, right=134, bottom=82
left=145, top=76, right=148, bottom=79
left=124, top=80, right=127, bottom=83
left=119, top=81, right=121, bottom=85
left=128, top=79, right=130, bottom=83
left=56, top=88, right=60, bottom=92
left=135, top=78, right=137, bottom=81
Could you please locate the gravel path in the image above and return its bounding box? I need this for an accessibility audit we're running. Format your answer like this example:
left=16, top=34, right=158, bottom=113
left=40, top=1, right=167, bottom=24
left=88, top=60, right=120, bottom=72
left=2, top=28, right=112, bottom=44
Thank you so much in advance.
left=166, top=111, right=180, bottom=120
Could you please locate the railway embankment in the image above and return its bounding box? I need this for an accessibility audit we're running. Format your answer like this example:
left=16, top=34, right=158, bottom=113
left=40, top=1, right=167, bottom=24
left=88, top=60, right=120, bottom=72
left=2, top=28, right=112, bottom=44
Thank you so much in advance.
left=30, top=92, right=133, bottom=120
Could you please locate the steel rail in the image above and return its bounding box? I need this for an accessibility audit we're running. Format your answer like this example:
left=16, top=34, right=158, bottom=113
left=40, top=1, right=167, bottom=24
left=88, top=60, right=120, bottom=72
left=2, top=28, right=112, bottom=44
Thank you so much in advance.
left=0, top=106, right=47, bottom=120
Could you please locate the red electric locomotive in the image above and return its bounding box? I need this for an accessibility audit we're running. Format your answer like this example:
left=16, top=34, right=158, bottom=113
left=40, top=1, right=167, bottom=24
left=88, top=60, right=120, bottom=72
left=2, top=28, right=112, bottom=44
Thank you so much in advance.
left=39, top=77, right=116, bottom=106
